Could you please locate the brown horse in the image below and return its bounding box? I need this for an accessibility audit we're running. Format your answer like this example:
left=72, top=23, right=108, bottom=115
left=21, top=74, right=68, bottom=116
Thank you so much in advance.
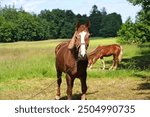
left=88, top=44, right=123, bottom=70
left=55, top=21, right=90, bottom=100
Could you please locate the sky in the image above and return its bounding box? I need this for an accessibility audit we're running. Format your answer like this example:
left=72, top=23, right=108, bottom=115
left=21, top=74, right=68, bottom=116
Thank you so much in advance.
left=0, top=0, right=141, bottom=22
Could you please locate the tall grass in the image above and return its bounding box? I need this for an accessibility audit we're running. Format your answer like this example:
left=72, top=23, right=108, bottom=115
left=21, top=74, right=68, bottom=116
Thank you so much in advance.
left=0, top=41, right=58, bottom=82
left=0, top=38, right=150, bottom=83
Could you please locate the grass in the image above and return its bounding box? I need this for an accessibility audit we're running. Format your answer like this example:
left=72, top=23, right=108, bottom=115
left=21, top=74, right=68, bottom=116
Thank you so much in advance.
left=1, top=78, right=150, bottom=100
left=0, top=37, right=150, bottom=100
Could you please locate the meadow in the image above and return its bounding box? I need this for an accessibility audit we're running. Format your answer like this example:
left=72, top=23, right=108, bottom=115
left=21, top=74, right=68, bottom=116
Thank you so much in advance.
left=0, top=38, right=150, bottom=100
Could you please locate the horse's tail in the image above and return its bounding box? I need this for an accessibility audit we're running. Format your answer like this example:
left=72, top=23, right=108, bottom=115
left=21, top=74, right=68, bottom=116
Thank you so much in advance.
left=118, top=46, right=123, bottom=62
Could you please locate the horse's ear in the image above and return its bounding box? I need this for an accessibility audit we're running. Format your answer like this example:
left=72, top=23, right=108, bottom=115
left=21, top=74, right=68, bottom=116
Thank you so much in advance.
left=68, top=31, right=77, bottom=49
left=86, top=20, right=91, bottom=28
left=76, top=21, right=80, bottom=30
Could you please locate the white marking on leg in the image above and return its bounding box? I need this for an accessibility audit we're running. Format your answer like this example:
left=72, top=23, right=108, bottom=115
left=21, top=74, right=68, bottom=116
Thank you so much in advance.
left=101, top=59, right=105, bottom=70
left=55, top=95, right=60, bottom=100
left=118, top=46, right=123, bottom=62
left=109, top=60, right=115, bottom=70
left=89, top=65, right=93, bottom=69
left=79, top=31, right=87, bottom=57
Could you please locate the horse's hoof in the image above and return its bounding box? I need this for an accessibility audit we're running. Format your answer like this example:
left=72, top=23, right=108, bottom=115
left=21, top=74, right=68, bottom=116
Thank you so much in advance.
left=81, top=94, right=86, bottom=100
left=55, top=95, right=60, bottom=100
left=81, top=97, right=87, bottom=100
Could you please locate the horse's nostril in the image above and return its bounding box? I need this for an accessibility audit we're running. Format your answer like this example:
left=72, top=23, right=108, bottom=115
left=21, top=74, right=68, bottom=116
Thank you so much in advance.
left=81, top=54, right=86, bottom=58
left=84, top=54, right=87, bottom=59
left=78, top=53, right=87, bottom=60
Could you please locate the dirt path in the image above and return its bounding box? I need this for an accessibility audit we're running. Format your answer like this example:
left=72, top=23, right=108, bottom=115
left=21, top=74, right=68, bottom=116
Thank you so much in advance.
left=0, top=78, right=150, bottom=100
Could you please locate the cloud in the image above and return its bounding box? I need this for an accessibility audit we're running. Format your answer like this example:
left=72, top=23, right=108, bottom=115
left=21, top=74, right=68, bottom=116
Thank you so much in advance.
left=1, top=0, right=45, bottom=12
left=1, top=0, right=141, bottom=22
left=23, top=0, right=45, bottom=12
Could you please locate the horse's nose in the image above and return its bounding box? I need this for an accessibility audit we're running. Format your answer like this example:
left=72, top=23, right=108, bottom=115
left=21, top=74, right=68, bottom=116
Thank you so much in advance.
left=78, top=52, right=87, bottom=60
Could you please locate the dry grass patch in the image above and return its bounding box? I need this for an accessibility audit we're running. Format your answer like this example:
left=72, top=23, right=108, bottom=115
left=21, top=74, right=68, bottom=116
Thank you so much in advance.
left=0, top=78, right=150, bottom=100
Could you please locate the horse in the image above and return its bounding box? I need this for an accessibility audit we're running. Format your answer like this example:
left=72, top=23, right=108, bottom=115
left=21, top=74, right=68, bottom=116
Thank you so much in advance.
left=88, top=44, right=123, bottom=70
left=55, top=21, right=90, bottom=100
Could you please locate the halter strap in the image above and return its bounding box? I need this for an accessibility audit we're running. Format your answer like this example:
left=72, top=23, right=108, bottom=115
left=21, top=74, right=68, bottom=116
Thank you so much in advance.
left=81, top=43, right=86, bottom=45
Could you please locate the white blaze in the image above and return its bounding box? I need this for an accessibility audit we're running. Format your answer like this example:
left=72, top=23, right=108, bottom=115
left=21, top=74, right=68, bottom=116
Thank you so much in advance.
left=79, top=31, right=87, bottom=57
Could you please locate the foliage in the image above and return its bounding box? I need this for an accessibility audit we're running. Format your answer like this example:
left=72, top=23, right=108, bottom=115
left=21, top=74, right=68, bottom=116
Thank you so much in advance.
left=89, top=5, right=102, bottom=37
left=89, top=5, right=122, bottom=37
left=118, top=17, right=136, bottom=43
left=100, top=13, right=122, bottom=37
left=0, top=5, right=122, bottom=42
left=0, top=38, right=150, bottom=82
left=118, top=0, right=150, bottom=44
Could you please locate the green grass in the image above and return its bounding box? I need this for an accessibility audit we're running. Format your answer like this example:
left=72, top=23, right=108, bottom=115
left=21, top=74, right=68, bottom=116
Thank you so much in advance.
left=0, top=37, right=150, bottom=99
left=0, top=40, right=58, bottom=82
left=0, top=37, right=150, bottom=81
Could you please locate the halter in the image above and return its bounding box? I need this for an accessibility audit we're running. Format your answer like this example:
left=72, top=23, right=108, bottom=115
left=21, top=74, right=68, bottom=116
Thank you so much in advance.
left=81, top=43, right=86, bottom=45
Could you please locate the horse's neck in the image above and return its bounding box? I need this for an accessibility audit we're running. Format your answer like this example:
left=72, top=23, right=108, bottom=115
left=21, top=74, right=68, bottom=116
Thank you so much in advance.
left=70, top=47, right=78, bottom=60
left=88, top=49, right=98, bottom=59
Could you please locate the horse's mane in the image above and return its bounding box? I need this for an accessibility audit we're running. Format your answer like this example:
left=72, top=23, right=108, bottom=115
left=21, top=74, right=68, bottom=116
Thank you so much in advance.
left=88, top=45, right=105, bottom=59
left=88, top=46, right=99, bottom=58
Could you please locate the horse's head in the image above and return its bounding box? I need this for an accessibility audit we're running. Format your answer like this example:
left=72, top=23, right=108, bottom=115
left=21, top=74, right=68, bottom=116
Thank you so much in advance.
left=68, top=21, right=90, bottom=60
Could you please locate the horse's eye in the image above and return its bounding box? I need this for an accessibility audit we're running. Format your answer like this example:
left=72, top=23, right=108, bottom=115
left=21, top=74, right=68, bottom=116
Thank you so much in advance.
left=76, top=34, right=80, bottom=39
left=85, top=33, right=90, bottom=38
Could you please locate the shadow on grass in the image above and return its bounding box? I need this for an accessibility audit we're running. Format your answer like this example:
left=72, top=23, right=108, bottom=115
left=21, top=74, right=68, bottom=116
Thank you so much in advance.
left=60, top=91, right=99, bottom=100
left=145, top=96, right=150, bottom=100
left=134, top=74, right=150, bottom=82
left=137, top=82, right=150, bottom=90
left=134, top=82, right=150, bottom=99
left=119, top=43, right=150, bottom=71
left=120, top=54, right=150, bottom=70
left=60, top=94, right=81, bottom=100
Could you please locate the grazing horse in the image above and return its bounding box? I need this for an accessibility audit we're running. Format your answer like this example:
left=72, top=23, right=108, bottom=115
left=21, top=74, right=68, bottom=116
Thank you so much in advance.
left=55, top=21, right=90, bottom=100
left=88, top=44, right=123, bottom=70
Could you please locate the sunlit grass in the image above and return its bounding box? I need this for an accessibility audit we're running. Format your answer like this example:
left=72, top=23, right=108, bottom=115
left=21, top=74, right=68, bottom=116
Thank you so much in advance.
left=1, top=78, right=150, bottom=100
left=0, top=37, right=150, bottom=82
left=0, top=38, right=150, bottom=99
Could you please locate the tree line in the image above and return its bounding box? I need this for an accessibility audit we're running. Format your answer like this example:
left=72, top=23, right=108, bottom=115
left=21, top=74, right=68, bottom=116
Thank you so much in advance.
left=0, top=4, right=122, bottom=42
left=118, top=0, right=150, bottom=44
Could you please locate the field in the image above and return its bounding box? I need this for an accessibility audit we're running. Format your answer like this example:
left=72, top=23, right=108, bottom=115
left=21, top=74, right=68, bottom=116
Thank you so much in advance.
left=0, top=38, right=150, bottom=100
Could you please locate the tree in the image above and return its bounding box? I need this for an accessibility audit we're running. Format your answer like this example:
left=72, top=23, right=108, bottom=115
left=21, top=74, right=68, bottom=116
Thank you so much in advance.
left=39, top=9, right=76, bottom=39
left=60, top=22, right=74, bottom=38
left=0, top=6, right=18, bottom=42
left=100, top=13, right=122, bottom=37
left=101, top=7, right=107, bottom=16
left=118, top=0, right=150, bottom=43
left=89, top=5, right=102, bottom=37
left=118, top=17, right=136, bottom=43
left=76, top=14, right=88, bottom=24
left=60, top=10, right=76, bottom=38
left=0, top=4, right=123, bottom=42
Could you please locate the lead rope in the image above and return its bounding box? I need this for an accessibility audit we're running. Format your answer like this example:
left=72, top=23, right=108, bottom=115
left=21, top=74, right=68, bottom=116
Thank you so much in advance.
left=26, top=78, right=59, bottom=100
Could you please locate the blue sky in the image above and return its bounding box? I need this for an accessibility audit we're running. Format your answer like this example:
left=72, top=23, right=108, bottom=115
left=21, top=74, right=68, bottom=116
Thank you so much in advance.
left=1, top=0, right=141, bottom=22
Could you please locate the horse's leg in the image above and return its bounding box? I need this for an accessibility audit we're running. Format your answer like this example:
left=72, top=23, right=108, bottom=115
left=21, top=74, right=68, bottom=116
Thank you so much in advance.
left=88, top=58, right=98, bottom=69
left=91, top=57, right=99, bottom=68
left=80, top=73, right=87, bottom=100
left=55, top=71, right=62, bottom=100
left=113, top=58, right=119, bottom=70
left=88, top=59, right=92, bottom=68
left=101, top=58, right=105, bottom=70
left=109, top=56, right=115, bottom=70
left=112, top=54, right=120, bottom=70
left=66, top=74, right=74, bottom=100
left=88, top=64, right=93, bottom=69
